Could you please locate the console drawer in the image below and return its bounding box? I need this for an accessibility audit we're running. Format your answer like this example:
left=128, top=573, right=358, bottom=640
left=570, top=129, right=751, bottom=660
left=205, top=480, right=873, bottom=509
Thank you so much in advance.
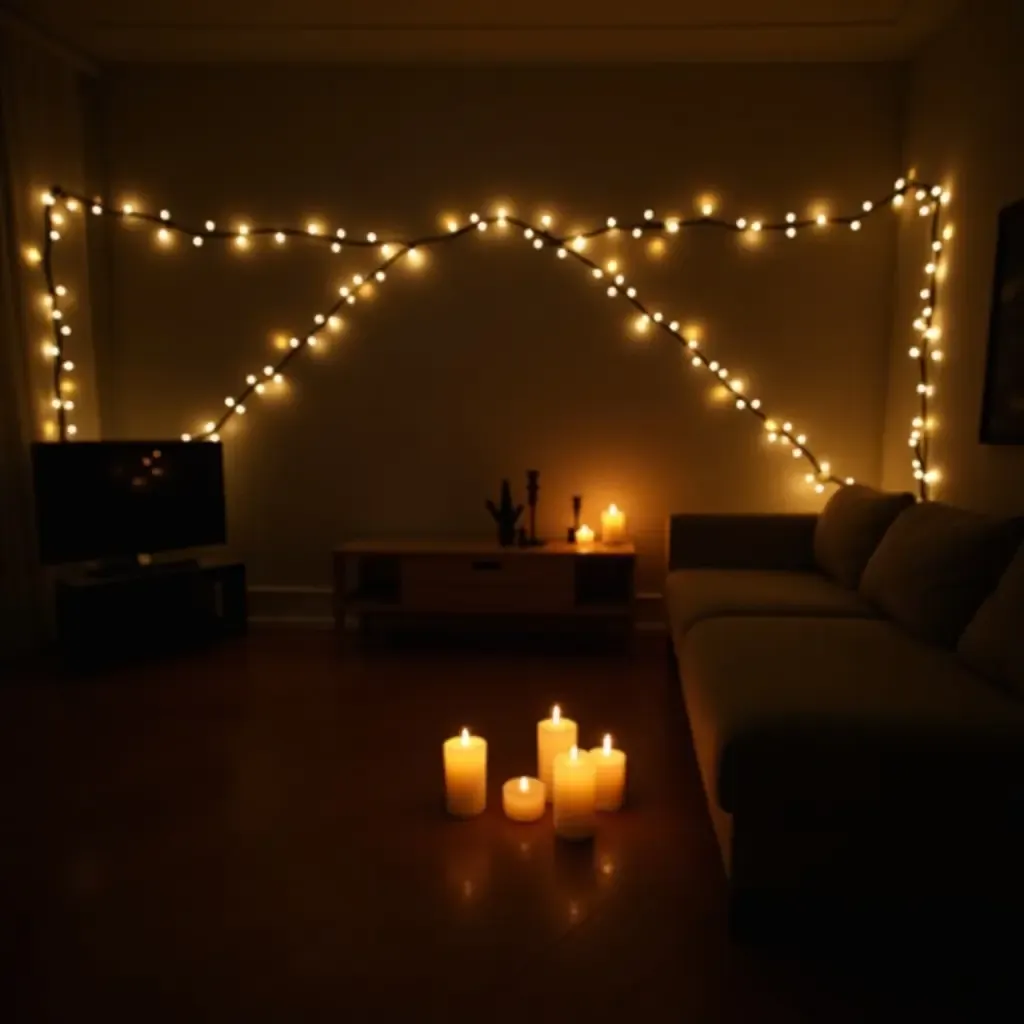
left=401, top=554, right=575, bottom=613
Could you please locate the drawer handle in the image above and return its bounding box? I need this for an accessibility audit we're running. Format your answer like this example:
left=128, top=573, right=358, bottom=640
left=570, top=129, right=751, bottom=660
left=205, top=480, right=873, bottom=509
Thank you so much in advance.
left=471, top=559, right=502, bottom=571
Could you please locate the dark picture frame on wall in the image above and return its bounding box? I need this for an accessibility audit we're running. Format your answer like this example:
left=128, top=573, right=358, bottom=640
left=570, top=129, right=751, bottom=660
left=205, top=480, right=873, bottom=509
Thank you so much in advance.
left=980, top=197, right=1024, bottom=444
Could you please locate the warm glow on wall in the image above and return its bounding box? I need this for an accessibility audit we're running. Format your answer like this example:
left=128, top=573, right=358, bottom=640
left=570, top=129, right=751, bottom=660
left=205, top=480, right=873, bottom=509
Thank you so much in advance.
left=35, top=174, right=948, bottom=497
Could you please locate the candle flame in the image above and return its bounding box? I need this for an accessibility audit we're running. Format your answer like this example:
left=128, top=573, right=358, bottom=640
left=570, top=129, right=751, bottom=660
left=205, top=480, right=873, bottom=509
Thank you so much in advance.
left=603, top=734, right=612, bottom=754
left=608, top=503, right=619, bottom=514
left=460, top=728, right=470, bottom=745
left=570, top=745, right=579, bottom=760
left=519, top=776, right=529, bottom=792
left=552, top=704, right=561, bottom=724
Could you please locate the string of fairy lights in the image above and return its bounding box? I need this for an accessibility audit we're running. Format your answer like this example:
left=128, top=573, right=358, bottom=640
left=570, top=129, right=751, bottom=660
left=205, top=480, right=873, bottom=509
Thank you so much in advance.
left=32, top=174, right=950, bottom=499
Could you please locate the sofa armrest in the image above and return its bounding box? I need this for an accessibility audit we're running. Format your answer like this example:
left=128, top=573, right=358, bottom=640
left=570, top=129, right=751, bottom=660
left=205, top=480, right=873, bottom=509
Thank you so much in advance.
left=668, top=514, right=818, bottom=572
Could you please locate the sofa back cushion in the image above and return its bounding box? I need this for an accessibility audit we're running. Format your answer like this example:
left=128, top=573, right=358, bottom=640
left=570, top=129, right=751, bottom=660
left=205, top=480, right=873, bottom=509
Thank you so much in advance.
left=859, top=502, right=1023, bottom=648
left=958, top=542, right=1024, bottom=697
left=813, top=484, right=915, bottom=589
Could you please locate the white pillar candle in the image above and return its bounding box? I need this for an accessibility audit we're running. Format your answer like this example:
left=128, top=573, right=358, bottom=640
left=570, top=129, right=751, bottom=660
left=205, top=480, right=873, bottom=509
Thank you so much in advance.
left=553, top=746, right=597, bottom=840
left=575, top=524, right=595, bottom=549
left=502, top=775, right=546, bottom=822
left=600, top=504, right=626, bottom=544
left=537, top=704, right=578, bottom=801
left=589, top=734, right=627, bottom=811
left=443, top=728, right=487, bottom=817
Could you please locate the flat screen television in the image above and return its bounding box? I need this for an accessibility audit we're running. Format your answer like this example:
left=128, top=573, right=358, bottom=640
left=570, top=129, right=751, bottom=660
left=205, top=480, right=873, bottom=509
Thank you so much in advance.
left=31, top=441, right=227, bottom=565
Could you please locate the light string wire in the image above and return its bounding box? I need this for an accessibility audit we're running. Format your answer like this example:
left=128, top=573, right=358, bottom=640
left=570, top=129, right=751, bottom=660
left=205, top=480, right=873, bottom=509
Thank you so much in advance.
left=39, top=178, right=948, bottom=498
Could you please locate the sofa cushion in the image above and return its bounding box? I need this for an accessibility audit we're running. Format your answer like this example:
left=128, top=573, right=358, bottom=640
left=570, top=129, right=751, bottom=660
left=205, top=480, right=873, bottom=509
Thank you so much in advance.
left=665, top=569, right=877, bottom=648
left=859, top=502, right=1023, bottom=648
left=678, top=616, right=1024, bottom=815
left=958, top=542, right=1024, bottom=698
left=813, top=484, right=915, bottom=589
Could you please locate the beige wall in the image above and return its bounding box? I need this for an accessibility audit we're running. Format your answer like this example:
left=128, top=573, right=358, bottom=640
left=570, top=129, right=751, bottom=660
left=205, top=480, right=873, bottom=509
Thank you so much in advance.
left=93, top=64, right=901, bottom=591
left=882, top=0, right=1024, bottom=513
left=0, top=23, right=98, bottom=657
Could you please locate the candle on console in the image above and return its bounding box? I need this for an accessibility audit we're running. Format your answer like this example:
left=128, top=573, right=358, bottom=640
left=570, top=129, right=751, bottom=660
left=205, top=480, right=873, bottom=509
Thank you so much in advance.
left=575, top=524, right=595, bottom=549
left=443, top=727, right=487, bottom=817
left=537, top=704, right=578, bottom=800
left=553, top=746, right=596, bottom=840
left=589, top=733, right=627, bottom=811
left=502, top=775, right=546, bottom=822
left=600, top=504, right=626, bottom=544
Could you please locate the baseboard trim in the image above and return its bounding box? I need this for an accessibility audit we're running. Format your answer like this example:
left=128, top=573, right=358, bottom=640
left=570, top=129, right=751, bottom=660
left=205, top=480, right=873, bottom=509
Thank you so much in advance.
left=247, top=585, right=665, bottom=631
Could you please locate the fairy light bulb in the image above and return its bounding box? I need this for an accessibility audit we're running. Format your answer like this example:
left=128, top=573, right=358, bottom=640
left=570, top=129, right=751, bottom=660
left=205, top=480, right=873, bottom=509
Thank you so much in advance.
left=181, top=433, right=191, bottom=442
left=686, top=337, right=699, bottom=350
left=273, top=373, right=284, bottom=384
left=626, top=287, right=636, bottom=298
left=631, top=227, right=642, bottom=239
left=275, top=231, right=285, bottom=244
left=193, top=236, right=203, bottom=246
left=41, top=191, right=55, bottom=206
left=851, top=220, right=861, bottom=231
left=289, top=337, right=300, bottom=349
left=307, top=222, right=321, bottom=235
left=700, top=201, right=715, bottom=217
left=51, top=212, right=64, bottom=226
left=50, top=230, right=60, bottom=241
left=24, top=247, right=41, bottom=265
left=786, top=212, right=797, bottom=223
left=62, top=360, right=74, bottom=371
left=91, top=203, right=101, bottom=215
left=532, top=238, right=543, bottom=249
left=204, top=421, right=216, bottom=433
left=205, top=220, right=215, bottom=231
left=306, top=336, right=318, bottom=347
left=666, top=218, right=679, bottom=233
left=592, top=268, right=603, bottom=279
left=862, top=201, right=873, bottom=212
left=157, top=228, right=170, bottom=243
left=55, top=284, right=67, bottom=297
left=366, top=231, right=377, bottom=243
left=236, top=404, right=247, bottom=415
left=224, top=397, right=235, bottom=407
left=557, top=248, right=567, bottom=259
left=446, top=218, right=458, bottom=232
left=352, top=274, right=363, bottom=286
left=653, top=312, right=663, bottom=323
left=816, top=213, right=828, bottom=226
left=246, top=374, right=257, bottom=385
left=60, top=325, right=71, bottom=336
left=750, top=399, right=761, bottom=410
left=606, top=285, right=617, bottom=297
left=691, top=356, right=701, bottom=367
left=750, top=220, right=762, bottom=233
left=328, top=316, right=342, bottom=331
left=255, top=383, right=266, bottom=394
left=572, top=237, right=586, bottom=252
left=643, top=209, right=654, bottom=221
left=893, top=195, right=905, bottom=208
left=708, top=360, right=719, bottom=372
left=159, top=209, right=170, bottom=221
left=66, top=424, right=78, bottom=436
left=375, top=270, right=386, bottom=282
left=477, top=221, right=487, bottom=232
left=735, top=218, right=747, bottom=230
left=264, top=365, right=274, bottom=376
left=606, top=217, right=617, bottom=229
left=540, top=214, right=552, bottom=228
left=469, top=213, right=479, bottom=225
left=786, top=227, right=797, bottom=239
left=122, top=202, right=134, bottom=215
left=635, top=315, right=650, bottom=333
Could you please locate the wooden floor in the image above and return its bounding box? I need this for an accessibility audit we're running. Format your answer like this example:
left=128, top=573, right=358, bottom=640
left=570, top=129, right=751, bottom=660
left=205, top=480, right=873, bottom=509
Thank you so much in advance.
left=0, top=631, right=1013, bottom=1021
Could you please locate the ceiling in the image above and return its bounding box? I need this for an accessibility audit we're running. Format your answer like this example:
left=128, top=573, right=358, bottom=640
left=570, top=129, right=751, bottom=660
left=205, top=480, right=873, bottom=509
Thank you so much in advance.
left=4, top=0, right=961, bottom=63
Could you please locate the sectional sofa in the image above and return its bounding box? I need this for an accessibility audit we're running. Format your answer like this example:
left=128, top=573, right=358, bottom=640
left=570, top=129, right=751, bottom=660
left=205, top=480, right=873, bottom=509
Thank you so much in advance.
left=665, top=485, right=1024, bottom=937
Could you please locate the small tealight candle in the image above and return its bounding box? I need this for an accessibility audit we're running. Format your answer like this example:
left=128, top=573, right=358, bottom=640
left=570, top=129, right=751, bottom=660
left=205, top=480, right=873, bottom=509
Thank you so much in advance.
left=502, top=775, right=546, bottom=822
left=575, top=524, right=595, bottom=549
left=443, top=727, right=487, bottom=817
left=553, top=746, right=597, bottom=840
left=600, top=504, right=626, bottom=544
left=537, top=704, right=578, bottom=800
left=589, top=733, right=627, bottom=811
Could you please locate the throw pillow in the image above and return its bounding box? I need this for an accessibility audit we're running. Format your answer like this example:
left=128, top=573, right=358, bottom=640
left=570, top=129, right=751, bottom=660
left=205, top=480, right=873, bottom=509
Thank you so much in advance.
left=859, top=502, right=1024, bottom=648
left=958, top=542, right=1024, bottom=698
left=813, top=484, right=915, bottom=589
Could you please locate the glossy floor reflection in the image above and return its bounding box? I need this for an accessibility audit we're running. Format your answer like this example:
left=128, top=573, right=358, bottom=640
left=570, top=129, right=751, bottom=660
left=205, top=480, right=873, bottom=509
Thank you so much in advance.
left=0, top=632, right=1010, bottom=1021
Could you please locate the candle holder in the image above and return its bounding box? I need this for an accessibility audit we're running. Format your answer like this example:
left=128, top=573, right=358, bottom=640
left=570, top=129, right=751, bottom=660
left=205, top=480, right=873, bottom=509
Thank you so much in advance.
left=525, top=469, right=543, bottom=546
left=485, top=479, right=523, bottom=547
left=567, top=494, right=582, bottom=543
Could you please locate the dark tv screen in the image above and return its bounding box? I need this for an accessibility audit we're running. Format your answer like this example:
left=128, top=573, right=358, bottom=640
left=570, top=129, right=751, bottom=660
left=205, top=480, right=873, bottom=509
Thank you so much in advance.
left=31, top=441, right=227, bottom=565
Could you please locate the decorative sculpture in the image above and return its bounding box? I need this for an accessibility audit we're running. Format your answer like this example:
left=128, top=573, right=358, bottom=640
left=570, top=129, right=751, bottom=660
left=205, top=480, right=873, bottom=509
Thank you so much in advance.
left=486, top=479, right=523, bottom=547
left=525, top=470, right=541, bottom=546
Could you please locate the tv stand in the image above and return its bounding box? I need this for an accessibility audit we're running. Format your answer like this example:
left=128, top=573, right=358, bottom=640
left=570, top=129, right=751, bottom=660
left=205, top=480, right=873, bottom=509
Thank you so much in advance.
left=56, top=559, right=246, bottom=670
left=87, top=556, right=200, bottom=579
